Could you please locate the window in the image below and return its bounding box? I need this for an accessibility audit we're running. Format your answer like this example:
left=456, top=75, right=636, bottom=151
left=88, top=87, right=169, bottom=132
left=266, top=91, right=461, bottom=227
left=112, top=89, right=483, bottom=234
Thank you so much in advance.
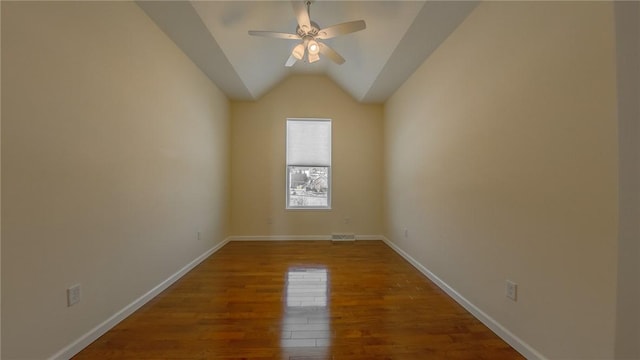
left=286, top=118, right=331, bottom=209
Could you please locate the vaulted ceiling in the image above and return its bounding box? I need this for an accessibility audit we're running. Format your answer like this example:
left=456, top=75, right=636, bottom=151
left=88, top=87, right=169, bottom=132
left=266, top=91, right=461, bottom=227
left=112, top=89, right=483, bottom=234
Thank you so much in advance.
left=138, top=1, right=478, bottom=103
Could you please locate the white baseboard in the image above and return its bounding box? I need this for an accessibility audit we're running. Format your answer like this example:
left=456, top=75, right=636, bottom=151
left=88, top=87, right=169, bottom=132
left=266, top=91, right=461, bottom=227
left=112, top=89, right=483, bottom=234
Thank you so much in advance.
left=229, top=235, right=330, bottom=241
left=49, top=237, right=231, bottom=360
left=380, top=236, right=547, bottom=360
left=355, top=235, right=385, bottom=240
left=228, top=234, right=385, bottom=241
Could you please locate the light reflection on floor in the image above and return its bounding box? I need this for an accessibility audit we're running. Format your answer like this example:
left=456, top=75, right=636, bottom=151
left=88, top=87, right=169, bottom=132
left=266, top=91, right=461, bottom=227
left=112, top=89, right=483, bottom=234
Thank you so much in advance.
left=281, top=267, right=331, bottom=356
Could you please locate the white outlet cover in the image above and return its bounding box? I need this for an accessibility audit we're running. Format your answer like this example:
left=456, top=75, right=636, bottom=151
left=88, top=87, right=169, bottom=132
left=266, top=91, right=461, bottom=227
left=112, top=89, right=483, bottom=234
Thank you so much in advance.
left=506, top=280, right=517, bottom=301
left=67, top=284, right=81, bottom=307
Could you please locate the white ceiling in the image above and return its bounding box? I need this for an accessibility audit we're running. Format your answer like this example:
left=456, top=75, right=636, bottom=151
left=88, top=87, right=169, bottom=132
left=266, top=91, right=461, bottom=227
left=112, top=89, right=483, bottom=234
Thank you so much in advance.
left=138, top=1, right=478, bottom=103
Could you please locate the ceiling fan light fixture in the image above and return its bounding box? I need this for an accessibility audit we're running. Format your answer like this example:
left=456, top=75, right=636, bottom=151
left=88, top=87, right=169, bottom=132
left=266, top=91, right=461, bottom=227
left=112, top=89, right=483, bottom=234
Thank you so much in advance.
left=292, top=43, right=305, bottom=60
left=307, top=39, right=320, bottom=55
left=248, top=1, right=367, bottom=67
left=308, top=52, right=320, bottom=63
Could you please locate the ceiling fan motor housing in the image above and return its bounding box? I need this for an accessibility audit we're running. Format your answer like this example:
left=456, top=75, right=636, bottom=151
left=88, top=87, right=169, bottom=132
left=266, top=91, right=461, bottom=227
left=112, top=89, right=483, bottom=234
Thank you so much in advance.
left=296, top=21, right=320, bottom=38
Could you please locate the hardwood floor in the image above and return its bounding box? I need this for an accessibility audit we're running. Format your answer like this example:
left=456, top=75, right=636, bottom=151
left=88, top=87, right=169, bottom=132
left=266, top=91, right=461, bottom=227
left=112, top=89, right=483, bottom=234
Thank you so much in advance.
left=73, top=241, right=524, bottom=359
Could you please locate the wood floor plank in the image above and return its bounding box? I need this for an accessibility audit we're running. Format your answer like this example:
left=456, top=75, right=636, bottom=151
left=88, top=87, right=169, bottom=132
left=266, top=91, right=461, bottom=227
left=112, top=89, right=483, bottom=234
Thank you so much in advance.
left=73, top=241, right=524, bottom=359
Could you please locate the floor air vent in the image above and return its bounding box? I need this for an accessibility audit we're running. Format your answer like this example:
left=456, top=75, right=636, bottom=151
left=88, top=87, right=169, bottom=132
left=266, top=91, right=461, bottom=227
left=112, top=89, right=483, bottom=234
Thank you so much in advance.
left=331, top=233, right=356, bottom=241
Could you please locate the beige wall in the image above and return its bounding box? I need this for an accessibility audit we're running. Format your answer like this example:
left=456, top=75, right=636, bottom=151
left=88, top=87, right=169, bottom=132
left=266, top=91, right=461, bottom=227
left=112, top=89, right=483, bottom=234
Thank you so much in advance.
left=1, top=3, right=3, bottom=357
left=615, top=2, right=640, bottom=358
left=1, top=2, right=230, bottom=359
left=384, top=2, right=618, bottom=359
left=230, top=75, right=383, bottom=237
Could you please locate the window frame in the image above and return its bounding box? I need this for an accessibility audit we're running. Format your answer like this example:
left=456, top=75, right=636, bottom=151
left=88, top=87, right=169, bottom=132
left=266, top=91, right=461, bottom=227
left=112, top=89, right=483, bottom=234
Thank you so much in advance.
left=285, top=118, right=332, bottom=210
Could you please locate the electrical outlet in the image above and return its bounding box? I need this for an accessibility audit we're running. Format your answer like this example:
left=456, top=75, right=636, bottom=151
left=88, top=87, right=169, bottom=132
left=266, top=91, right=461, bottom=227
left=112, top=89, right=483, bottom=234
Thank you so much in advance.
left=267, top=217, right=273, bottom=225
left=403, top=228, right=409, bottom=238
left=67, top=284, right=81, bottom=307
left=506, top=280, right=518, bottom=301
left=344, top=217, right=350, bottom=224
left=197, top=231, right=201, bottom=241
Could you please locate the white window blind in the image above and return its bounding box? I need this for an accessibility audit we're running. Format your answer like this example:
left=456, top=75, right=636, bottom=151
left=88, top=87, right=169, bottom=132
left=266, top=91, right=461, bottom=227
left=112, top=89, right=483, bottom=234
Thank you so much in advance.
left=286, top=119, right=331, bottom=166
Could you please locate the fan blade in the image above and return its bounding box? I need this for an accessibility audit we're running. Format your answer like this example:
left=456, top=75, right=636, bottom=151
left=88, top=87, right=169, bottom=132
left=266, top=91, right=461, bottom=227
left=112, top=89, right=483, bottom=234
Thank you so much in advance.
left=316, top=20, right=366, bottom=40
left=292, top=1, right=311, bottom=33
left=248, top=30, right=299, bottom=40
left=318, top=42, right=345, bottom=64
left=285, top=54, right=297, bottom=67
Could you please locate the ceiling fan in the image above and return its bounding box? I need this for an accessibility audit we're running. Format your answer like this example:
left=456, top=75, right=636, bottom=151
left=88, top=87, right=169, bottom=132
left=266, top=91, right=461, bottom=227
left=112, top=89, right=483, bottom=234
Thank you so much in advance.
left=248, top=1, right=366, bottom=67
